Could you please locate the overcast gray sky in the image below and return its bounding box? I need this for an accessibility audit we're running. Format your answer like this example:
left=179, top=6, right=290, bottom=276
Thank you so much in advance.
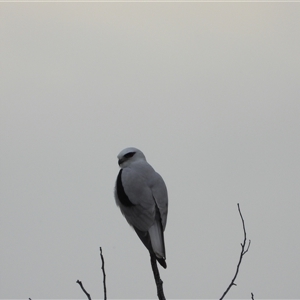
left=1, top=2, right=299, bottom=300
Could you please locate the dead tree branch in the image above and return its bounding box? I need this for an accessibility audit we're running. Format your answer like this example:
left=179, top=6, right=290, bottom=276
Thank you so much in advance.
left=99, top=247, right=107, bottom=300
left=76, top=279, right=92, bottom=300
left=219, top=203, right=251, bottom=300
left=150, top=254, right=166, bottom=300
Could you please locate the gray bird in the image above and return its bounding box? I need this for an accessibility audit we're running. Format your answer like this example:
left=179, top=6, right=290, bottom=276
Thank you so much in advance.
left=114, top=147, right=168, bottom=268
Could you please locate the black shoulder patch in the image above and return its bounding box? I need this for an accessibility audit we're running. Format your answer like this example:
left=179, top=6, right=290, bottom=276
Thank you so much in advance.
left=116, top=169, right=134, bottom=207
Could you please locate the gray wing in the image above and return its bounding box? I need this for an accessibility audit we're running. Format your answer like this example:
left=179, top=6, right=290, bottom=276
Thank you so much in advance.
left=148, top=172, right=168, bottom=231
left=115, top=167, right=156, bottom=231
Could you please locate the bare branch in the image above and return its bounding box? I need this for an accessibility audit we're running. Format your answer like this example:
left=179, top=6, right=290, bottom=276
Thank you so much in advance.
left=219, top=203, right=251, bottom=300
left=99, top=247, right=107, bottom=300
left=251, top=292, right=255, bottom=300
left=150, top=254, right=166, bottom=300
left=76, top=279, right=92, bottom=300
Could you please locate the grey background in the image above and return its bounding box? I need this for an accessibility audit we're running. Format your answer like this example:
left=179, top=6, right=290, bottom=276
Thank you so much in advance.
left=1, top=2, right=299, bottom=299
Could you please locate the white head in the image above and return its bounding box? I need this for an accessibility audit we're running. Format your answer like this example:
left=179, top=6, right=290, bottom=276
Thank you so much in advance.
left=117, top=147, right=146, bottom=168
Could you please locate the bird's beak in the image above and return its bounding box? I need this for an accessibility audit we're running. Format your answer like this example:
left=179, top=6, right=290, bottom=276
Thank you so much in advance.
left=118, top=158, right=125, bottom=166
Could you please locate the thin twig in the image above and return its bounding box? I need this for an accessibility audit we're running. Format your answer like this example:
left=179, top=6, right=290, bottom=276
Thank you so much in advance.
left=150, top=254, right=166, bottom=300
left=251, top=292, right=255, bottom=300
left=219, top=203, right=251, bottom=300
left=76, top=279, right=92, bottom=300
left=99, top=247, right=107, bottom=300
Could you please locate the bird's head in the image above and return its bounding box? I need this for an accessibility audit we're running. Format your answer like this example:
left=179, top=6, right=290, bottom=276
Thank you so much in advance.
left=117, top=147, right=146, bottom=168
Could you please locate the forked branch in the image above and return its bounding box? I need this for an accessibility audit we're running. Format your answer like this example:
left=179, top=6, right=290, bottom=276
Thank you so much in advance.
left=219, top=203, right=251, bottom=300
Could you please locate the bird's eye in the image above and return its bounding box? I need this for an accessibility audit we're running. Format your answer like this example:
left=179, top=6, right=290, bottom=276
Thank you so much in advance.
left=124, top=152, right=135, bottom=158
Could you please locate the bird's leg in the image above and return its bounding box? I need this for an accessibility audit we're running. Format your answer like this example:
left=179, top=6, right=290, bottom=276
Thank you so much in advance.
left=150, top=253, right=166, bottom=300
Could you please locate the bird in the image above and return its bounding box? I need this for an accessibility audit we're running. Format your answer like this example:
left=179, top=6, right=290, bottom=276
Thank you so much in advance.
left=114, top=147, right=168, bottom=269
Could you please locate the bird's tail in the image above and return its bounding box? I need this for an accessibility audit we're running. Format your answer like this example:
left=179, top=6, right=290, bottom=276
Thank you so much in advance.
left=148, top=213, right=166, bottom=269
left=133, top=218, right=167, bottom=269
left=156, top=255, right=167, bottom=269
left=148, top=220, right=165, bottom=257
